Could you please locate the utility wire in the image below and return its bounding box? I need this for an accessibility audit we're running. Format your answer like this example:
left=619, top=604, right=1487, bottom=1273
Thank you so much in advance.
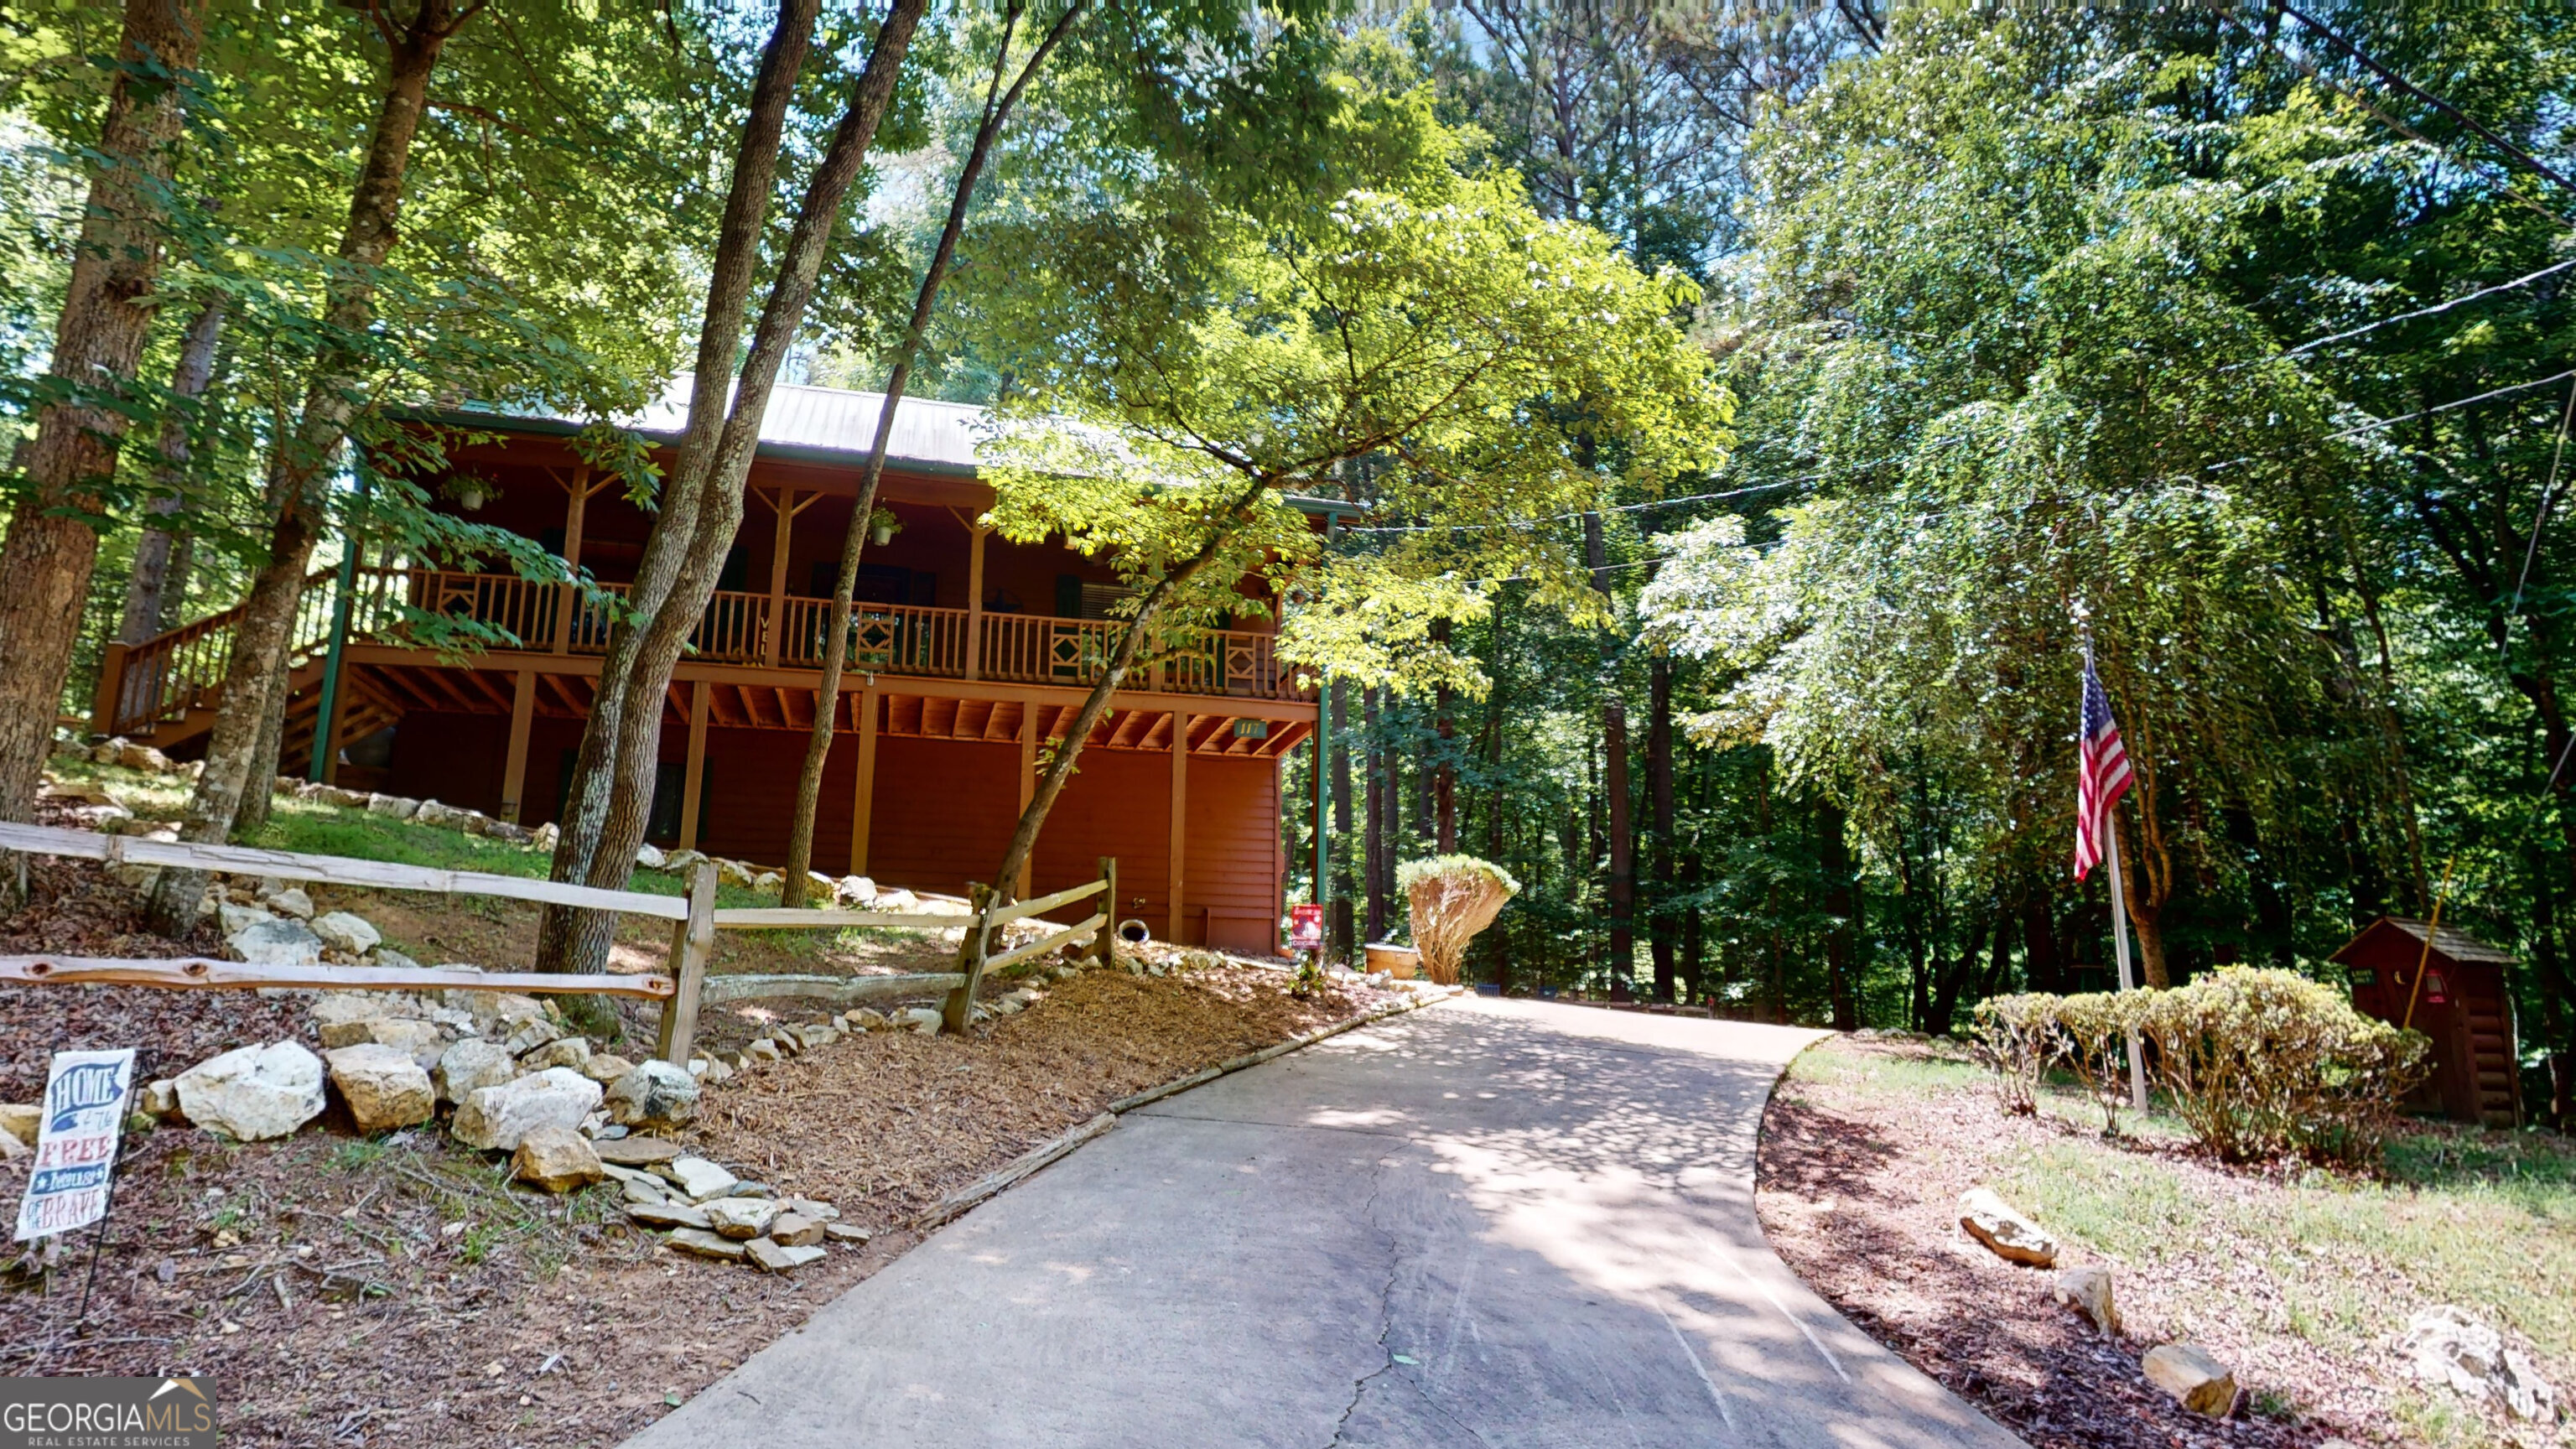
left=2280, top=257, right=2576, bottom=360
left=2510, top=375, right=2576, bottom=613
left=2275, top=3, right=2576, bottom=197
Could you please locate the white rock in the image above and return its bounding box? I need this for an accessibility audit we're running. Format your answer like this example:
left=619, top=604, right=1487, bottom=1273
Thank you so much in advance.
left=662, top=1156, right=737, bottom=1199
left=835, top=875, right=876, bottom=906
left=365, top=794, right=421, bottom=820
left=371, top=948, right=422, bottom=971
left=518, top=1036, right=592, bottom=1072
left=717, top=859, right=757, bottom=888
left=752, top=871, right=782, bottom=893
left=434, top=1039, right=517, bottom=1105
left=2142, top=1343, right=2235, bottom=1415
left=1958, top=1187, right=2056, bottom=1267
left=451, top=1068, right=602, bottom=1151
left=227, top=917, right=323, bottom=968
left=413, top=799, right=475, bottom=829
left=635, top=843, right=667, bottom=870
left=175, top=1041, right=326, bottom=1141
left=745, top=1239, right=825, bottom=1273
left=265, top=887, right=315, bottom=920
left=309, top=911, right=382, bottom=956
left=605, top=1061, right=701, bottom=1131
left=899, top=1007, right=943, bottom=1035
left=2053, top=1266, right=2118, bottom=1334
left=322, top=1044, right=434, bottom=1133
left=217, top=901, right=273, bottom=937
left=701, top=1196, right=777, bottom=1239
left=2398, top=1305, right=2559, bottom=1421
left=512, top=1125, right=605, bottom=1192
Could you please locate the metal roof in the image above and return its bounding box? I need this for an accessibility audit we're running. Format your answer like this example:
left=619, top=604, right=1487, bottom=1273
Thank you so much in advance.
left=627, top=377, right=989, bottom=474
left=2338, top=917, right=2517, bottom=966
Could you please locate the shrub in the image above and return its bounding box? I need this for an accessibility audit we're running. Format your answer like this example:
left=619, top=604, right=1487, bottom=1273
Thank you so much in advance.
left=1396, top=854, right=1519, bottom=985
left=2053, top=989, right=2151, bottom=1135
left=1971, top=993, right=2063, bottom=1116
left=2137, top=966, right=2431, bottom=1165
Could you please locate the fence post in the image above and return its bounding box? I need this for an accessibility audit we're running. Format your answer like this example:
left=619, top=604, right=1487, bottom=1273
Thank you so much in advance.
left=1094, top=856, right=1119, bottom=969
left=657, top=860, right=718, bottom=1065
left=941, top=882, right=995, bottom=1034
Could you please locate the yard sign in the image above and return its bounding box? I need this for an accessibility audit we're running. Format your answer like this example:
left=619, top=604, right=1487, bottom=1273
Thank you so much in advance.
left=1285, top=904, right=1324, bottom=953
left=13, top=1048, right=137, bottom=1241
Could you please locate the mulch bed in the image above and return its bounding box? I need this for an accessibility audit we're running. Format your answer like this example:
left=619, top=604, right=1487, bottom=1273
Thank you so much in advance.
left=1757, top=1034, right=2326, bottom=1449
left=1, top=847, right=1388, bottom=1447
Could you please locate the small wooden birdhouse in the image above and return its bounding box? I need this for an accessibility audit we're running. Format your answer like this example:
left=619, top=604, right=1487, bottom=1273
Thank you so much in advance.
left=2331, top=917, right=2521, bottom=1129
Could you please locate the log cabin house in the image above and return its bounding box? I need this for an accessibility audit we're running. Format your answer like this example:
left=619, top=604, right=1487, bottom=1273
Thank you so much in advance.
left=91, top=384, right=1328, bottom=954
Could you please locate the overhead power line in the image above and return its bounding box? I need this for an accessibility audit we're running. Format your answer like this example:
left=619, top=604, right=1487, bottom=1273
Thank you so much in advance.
left=2274, top=3, right=2576, bottom=197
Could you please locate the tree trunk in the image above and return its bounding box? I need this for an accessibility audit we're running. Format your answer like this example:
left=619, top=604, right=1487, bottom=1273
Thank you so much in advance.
left=1647, top=654, right=1675, bottom=1002
left=2111, top=819, right=2169, bottom=987
left=119, top=293, right=226, bottom=643
left=1819, top=797, right=1858, bottom=1031
left=781, top=0, right=1087, bottom=906
left=538, top=0, right=925, bottom=985
left=1587, top=512, right=1632, bottom=997
left=0, top=0, right=205, bottom=859
left=146, top=3, right=465, bottom=936
left=232, top=663, right=291, bottom=838
left=948, top=478, right=1272, bottom=1030
left=1330, top=677, right=1353, bottom=959
left=1363, top=685, right=1386, bottom=942
left=2020, top=894, right=2061, bottom=994
left=1431, top=619, right=1456, bottom=852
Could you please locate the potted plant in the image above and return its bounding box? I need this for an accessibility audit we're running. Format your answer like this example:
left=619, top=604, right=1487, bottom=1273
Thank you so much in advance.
left=869, top=506, right=903, bottom=546
left=1396, top=854, right=1519, bottom=987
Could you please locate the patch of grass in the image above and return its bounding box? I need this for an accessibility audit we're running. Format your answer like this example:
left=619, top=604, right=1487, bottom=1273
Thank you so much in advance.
left=330, top=1139, right=389, bottom=1171
left=1789, top=1039, right=1981, bottom=1094
left=1981, top=1109, right=2576, bottom=1402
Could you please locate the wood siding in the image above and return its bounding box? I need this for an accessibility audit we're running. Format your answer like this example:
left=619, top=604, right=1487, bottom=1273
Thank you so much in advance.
left=383, top=711, right=1284, bottom=953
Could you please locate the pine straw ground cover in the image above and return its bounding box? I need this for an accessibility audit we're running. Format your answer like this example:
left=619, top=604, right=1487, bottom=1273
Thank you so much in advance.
left=1758, top=1033, right=2576, bottom=1449
left=2, top=844, right=1388, bottom=1448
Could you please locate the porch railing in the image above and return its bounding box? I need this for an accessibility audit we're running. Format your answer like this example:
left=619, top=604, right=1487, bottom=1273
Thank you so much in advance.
left=105, top=569, right=1311, bottom=735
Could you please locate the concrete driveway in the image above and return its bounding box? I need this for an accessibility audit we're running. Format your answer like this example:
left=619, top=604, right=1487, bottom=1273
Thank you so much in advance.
left=623, top=996, right=2024, bottom=1449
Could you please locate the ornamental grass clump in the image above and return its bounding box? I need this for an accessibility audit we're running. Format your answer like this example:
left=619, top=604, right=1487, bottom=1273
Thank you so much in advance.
left=1397, top=855, right=1519, bottom=986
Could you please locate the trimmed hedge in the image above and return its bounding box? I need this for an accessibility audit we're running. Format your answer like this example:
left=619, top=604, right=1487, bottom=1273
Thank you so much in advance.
left=1971, top=968, right=2430, bottom=1164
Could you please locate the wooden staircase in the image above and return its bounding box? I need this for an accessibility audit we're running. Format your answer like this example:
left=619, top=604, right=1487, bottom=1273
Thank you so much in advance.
left=91, top=568, right=396, bottom=766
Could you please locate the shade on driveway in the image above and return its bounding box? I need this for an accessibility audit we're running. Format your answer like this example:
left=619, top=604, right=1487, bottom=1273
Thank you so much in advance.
left=622, top=996, right=2025, bottom=1448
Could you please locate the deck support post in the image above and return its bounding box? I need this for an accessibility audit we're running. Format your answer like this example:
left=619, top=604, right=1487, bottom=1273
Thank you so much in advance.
left=1017, top=704, right=1037, bottom=899
left=500, top=670, right=537, bottom=822
left=1169, top=709, right=1189, bottom=944
left=965, top=524, right=988, bottom=681
left=553, top=465, right=592, bottom=655
left=678, top=680, right=709, bottom=849
left=849, top=683, right=878, bottom=876
left=763, top=489, right=796, bottom=667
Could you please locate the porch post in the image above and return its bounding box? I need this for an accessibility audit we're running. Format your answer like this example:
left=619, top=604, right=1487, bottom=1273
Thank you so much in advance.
left=553, top=465, right=589, bottom=655
left=965, top=523, right=988, bottom=680
left=1017, top=702, right=1037, bottom=898
left=763, top=487, right=796, bottom=667
left=501, top=669, right=537, bottom=822
left=849, top=683, right=879, bottom=876
left=678, top=680, right=709, bottom=849
left=1169, top=709, right=1189, bottom=943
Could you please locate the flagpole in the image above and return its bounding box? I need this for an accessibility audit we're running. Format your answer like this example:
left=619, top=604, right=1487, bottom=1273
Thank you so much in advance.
left=2105, top=810, right=2150, bottom=1113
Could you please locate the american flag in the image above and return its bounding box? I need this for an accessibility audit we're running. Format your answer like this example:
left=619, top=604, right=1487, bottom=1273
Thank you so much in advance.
left=2075, top=658, right=2132, bottom=879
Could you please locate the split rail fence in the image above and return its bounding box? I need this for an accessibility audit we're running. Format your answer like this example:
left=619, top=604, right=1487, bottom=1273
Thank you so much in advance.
left=0, top=822, right=1115, bottom=1070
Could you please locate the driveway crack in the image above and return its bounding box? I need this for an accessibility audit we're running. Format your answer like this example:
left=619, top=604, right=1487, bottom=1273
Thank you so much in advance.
left=1324, top=1160, right=1402, bottom=1449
